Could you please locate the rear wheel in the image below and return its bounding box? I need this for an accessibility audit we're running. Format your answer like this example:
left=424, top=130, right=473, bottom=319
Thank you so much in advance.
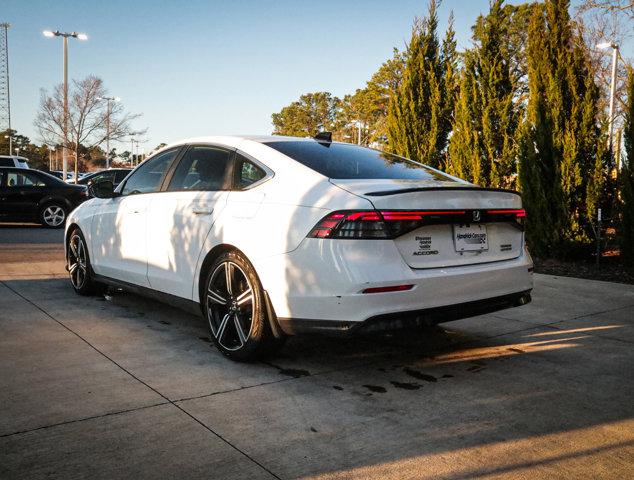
left=67, top=228, right=105, bottom=296
left=40, top=203, right=67, bottom=228
left=204, top=251, right=282, bottom=361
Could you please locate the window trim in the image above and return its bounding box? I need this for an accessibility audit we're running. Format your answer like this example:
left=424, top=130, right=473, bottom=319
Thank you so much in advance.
left=163, top=143, right=236, bottom=193
left=232, top=149, right=274, bottom=191
left=116, top=146, right=184, bottom=196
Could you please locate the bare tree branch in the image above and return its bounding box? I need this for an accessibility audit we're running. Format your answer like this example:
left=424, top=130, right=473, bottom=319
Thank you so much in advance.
left=34, top=75, right=146, bottom=179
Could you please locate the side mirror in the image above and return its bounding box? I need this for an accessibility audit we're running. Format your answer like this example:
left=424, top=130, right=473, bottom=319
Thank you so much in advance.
left=89, top=179, right=118, bottom=199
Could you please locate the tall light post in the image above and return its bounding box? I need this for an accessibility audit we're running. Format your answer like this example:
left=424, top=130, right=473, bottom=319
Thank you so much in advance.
left=597, top=41, right=620, bottom=169
left=132, top=139, right=141, bottom=165
left=129, top=137, right=135, bottom=166
left=97, top=96, right=120, bottom=169
left=43, top=30, right=87, bottom=182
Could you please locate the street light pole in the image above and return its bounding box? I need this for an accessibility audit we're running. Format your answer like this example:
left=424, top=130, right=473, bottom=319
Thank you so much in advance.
left=597, top=41, right=620, bottom=168
left=43, top=30, right=87, bottom=182
left=63, top=35, right=68, bottom=181
left=608, top=44, right=618, bottom=165
left=97, top=96, right=119, bottom=169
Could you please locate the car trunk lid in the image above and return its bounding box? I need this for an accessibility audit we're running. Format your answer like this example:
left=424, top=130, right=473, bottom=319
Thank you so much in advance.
left=330, top=179, right=525, bottom=269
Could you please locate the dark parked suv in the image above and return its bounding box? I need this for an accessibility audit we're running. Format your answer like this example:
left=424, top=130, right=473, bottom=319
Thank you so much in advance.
left=0, top=167, right=88, bottom=228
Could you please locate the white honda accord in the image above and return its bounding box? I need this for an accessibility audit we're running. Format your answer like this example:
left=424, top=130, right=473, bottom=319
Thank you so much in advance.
left=65, top=134, right=533, bottom=360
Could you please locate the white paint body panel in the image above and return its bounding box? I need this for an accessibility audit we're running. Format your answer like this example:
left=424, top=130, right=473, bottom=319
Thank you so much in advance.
left=66, top=135, right=533, bottom=329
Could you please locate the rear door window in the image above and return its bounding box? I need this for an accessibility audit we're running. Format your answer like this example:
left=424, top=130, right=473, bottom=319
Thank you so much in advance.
left=0, top=158, right=12, bottom=167
left=6, top=171, right=47, bottom=187
left=167, top=146, right=232, bottom=191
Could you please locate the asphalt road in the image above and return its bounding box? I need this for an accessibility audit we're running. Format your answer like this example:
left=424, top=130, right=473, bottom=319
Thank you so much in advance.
left=1, top=225, right=633, bottom=479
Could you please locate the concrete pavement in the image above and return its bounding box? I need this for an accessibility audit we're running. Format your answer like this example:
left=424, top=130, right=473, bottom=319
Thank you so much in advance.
left=1, top=226, right=633, bottom=479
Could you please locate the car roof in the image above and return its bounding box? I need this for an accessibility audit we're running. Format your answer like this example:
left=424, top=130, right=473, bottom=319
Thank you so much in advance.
left=158, top=134, right=348, bottom=154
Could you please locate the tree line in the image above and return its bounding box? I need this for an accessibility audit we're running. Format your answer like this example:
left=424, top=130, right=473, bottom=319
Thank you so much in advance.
left=271, top=0, right=634, bottom=262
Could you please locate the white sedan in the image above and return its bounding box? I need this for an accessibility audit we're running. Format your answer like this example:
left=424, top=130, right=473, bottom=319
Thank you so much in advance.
left=65, top=135, right=533, bottom=360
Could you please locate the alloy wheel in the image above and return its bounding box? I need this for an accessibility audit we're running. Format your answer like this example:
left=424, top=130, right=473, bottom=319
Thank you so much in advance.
left=43, top=205, right=65, bottom=227
left=206, top=261, right=254, bottom=351
left=68, top=234, right=87, bottom=290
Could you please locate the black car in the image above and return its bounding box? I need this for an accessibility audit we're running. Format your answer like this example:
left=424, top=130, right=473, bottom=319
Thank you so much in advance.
left=0, top=167, right=88, bottom=228
left=78, top=168, right=131, bottom=189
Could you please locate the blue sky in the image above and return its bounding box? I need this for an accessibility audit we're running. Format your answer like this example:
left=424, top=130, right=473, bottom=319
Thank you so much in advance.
left=3, top=0, right=630, bottom=152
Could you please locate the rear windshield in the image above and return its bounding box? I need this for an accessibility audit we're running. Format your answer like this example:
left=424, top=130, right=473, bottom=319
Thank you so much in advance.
left=264, top=141, right=456, bottom=181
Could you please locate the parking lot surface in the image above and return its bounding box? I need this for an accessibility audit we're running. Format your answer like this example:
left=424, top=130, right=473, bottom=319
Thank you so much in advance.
left=1, top=225, right=633, bottom=479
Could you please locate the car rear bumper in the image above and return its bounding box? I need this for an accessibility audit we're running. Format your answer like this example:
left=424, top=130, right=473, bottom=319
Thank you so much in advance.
left=277, top=290, right=532, bottom=336
left=253, top=238, right=534, bottom=332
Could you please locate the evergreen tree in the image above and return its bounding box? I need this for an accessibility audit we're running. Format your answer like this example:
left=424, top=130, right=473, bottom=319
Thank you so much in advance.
left=386, top=0, right=448, bottom=168
left=446, top=54, right=481, bottom=182
left=518, top=0, right=602, bottom=254
left=620, top=65, right=634, bottom=264
left=440, top=12, right=458, bottom=160
left=447, top=0, right=531, bottom=188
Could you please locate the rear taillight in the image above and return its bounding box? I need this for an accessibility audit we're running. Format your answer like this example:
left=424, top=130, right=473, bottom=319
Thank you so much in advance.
left=308, top=211, right=390, bottom=239
left=308, top=208, right=526, bottom=239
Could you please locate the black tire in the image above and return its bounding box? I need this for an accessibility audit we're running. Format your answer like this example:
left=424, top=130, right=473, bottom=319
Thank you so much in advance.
left=67, top=228, right=106, bottom=296
left=39, top=202, right=67, bottom=229
left=203, top=250, right=283, bottom=361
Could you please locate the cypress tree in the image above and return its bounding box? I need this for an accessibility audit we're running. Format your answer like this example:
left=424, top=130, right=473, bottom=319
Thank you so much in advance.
left=447, top=53, right=481, bottom=182
left=387, top=0, right=446, bottom=168
left=447, top=0, right=530, bottom=188
left=475, top=0, right=520, bottom=188
left=518, top=0, right=602, bottom=254
left=440, top=12, right=458, bottom=161
left=621, top=66, right=634, bottom=264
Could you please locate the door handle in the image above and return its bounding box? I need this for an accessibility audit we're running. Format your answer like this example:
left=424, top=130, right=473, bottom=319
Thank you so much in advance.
left=192, top=207, right=213, bottom=215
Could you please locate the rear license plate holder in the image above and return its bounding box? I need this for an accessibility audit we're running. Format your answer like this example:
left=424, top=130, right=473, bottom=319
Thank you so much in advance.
left=453, top=224, right=488, bottom=252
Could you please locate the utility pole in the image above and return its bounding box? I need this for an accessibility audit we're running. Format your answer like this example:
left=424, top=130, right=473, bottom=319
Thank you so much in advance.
left=0, top=23, right=11, bottom=154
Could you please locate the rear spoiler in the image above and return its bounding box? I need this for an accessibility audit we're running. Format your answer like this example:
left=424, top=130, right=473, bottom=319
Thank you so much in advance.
left=364, top=186, right=521, bottom=197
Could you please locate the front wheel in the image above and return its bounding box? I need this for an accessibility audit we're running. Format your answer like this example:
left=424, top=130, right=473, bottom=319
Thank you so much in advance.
left=203, top=251, right=282, bottom=361
left=67, top=228, right=105, bottom=296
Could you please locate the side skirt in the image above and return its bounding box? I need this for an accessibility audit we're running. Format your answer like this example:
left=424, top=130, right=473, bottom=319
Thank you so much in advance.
left=92, top=273, right=203, bottom=317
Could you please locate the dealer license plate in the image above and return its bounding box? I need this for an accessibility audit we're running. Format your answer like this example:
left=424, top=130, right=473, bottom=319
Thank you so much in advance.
left=453, top=224, right=488, bottom=252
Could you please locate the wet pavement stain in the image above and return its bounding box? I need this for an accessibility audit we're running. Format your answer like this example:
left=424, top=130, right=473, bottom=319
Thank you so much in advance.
left=332, top=385, right=344, bottom=391
left=467, top=365, right=486, bottom=373
left=403, top=367, right=437, bottom=383
left=390, top=381, right=420, bottom=390
left=441, top=374, right=454, bottom=378
left=198, top=336, right=211, bottom=343
left=158, top=320, right=171, bottom=325
left=363, top=385, right=387, bottom=393
left=310, top=427, right=318, bottom=433
left=266, top=363, right=311, bottom=378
